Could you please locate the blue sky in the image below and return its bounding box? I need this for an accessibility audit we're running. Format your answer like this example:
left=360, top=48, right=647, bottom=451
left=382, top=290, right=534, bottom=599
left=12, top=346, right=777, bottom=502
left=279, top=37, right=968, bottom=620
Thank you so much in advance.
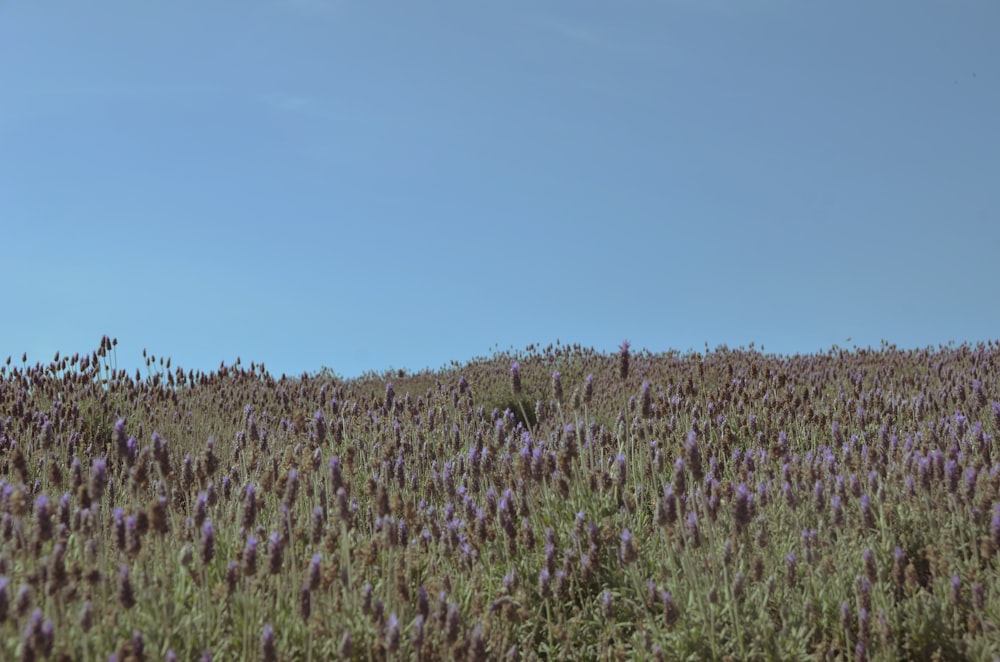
left=2, top=1, right=997, bottom=379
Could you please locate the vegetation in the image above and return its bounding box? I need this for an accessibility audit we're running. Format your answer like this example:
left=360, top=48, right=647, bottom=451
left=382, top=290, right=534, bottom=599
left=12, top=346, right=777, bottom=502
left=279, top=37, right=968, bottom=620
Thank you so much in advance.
left=1, top=336, right=999, bottom=660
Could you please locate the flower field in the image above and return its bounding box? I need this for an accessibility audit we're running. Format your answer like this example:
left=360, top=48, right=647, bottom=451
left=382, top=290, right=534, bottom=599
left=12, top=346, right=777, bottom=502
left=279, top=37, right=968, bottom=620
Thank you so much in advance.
left=1, top=336, right=999, bottom=660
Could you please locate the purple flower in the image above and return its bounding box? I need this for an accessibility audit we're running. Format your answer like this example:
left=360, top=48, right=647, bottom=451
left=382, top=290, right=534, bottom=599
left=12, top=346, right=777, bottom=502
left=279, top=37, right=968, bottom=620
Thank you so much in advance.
left=858, top=607, right=871, bottom=650
left=661, top=590, right=678, bottom=626
left=686, top=512, right=701, bottom=547
left=0, top=577, right=8, bottom=624
left=831, top=495, right=844, bottom=527
left=308, top=554, right=322, bottom=591
left=194, top=491, right=209, bottom=528
left=862, top=549, right=877, bottom=583
left=619, top=529, right=637, bottom=565
left=328, top=457, right=344, bottom=492
left=601, top=589, right=613, bottom=618
left=114, top=418, right=128, bottom=458
left=813, top=480, right=825, bottom=512
left=964, top=468, right=978, bottom=502
left=243, top=536, right=258, bottom=576
left=34, top=495, right=53, bottom=542
left=268, top=532, right=284, bottom=574
left=734, top=484, right=752, bottom=534
left=417, top=585, right=429, bottom=619
left=733, top=572, right=745, bottom=600
left=313, top=411, right=327, bottom=445
left=242, top=484, right=257, bottom=531
left=90, top=459, right=108, bottom=500
left=860, top=494, right=875, bottom=529
left=261, top=624, right=277, bottom=662
left=785, top=553, right=798, bottom=587
left=657, top=486, right=678, bottom=526
left=945, top=460, right=959, bottom=494
left=538, top=568, right=552, bottom=598
left=118, top=565, right=135, bottom=609
left=411, top=614, right=425, bottom=649
left=640, top=380, right=651, bottom=417
left=673, top=457, right=686, bottom=494
left=783, top=481, right=797, bottom=508
left=615, top=454, right=627, bottom=489
left=445, top=601, right=461, bottom=644
left=510, top=362, right=522, bottom=395
left=284, top=469, right=299, bottom=506
left=79, top=600, right=93, bottom=633
left=338, top=632, right=352, bottom=658
left=619, top=340, right=631, bottom=381
left=200, top=520, right=215, bottom=566
left=225, top=562, right=238, bottom=594
left=131, top=630, right=144, bottom=660
left=685, top=430, right=704, bottom=482
left=384, top=382, right=395, bottom=410
left=385, top=613, right=400, bottom=652
left=299, top=585, right=311, bottom=621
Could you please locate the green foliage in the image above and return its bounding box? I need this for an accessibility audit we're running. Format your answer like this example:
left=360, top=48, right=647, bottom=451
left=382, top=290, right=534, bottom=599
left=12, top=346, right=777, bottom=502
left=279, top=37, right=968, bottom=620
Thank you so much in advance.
left=0, top=339, right=999, bottom=659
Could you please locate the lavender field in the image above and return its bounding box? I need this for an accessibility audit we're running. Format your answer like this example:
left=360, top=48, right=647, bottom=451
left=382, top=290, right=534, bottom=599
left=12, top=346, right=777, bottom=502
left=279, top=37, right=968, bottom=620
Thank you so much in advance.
left=1, top=337, right=999, bottom=660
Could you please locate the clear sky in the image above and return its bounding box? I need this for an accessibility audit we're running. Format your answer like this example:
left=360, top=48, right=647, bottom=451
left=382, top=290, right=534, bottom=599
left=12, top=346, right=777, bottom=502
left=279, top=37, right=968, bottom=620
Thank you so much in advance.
left=2, top=1, right=997, bottom=379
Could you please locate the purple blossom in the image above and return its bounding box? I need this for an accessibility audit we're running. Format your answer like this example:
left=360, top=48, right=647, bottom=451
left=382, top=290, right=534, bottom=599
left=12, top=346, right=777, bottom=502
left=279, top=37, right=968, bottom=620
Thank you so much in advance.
left=445, top=601, right=461, bottom=644
left=299, top=585, right=311, bottom=621
left=200, top=520, right=215, bottom=566
left=831, top=495, right=844, bottom=527
left=685, top=512, right=701, bottom=547
left=734, top=484, right=752, bottom=534
left=267, top=532, right=284, bottom=574
left=619, top=340, right=631, bottom=381
left=657, top=485, right=678, bottom=526
left=538, top=568, right=552, bottom=598
left=813, top=480, right=825, bottom=512
left=385, top=612, right=400, bottom=652
left=34, top=495, right=53, bottom=542
left=261, top=624, right=277, bottom=662
left=313, top=411, right=326, bottom=445
left=118, top=565, right=135, bottom=609
left=686, top=430, right=704, bottom=482
left=619, top=529, right=638, bottom=565
left=661, top=590, right=678, bottom=626
left=308, top=554, right=322, bottom=591
left=785, top=553, right=797, bottom=587
left=90, top=459, right=108, bottom=500
left=860, top=494, right=875, bottom=529
left=863, top=549, right=877, bottom=583
left=243, top=536, right=258, bottom=576
left=510, top=362, right=522, bottom=395
left=945, top=460, right=959, bottom=494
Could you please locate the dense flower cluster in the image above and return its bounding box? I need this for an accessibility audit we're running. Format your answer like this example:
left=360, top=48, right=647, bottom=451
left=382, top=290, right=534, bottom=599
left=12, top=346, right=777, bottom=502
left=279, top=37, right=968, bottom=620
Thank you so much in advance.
left=0, top=337, right=997, bottom=658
